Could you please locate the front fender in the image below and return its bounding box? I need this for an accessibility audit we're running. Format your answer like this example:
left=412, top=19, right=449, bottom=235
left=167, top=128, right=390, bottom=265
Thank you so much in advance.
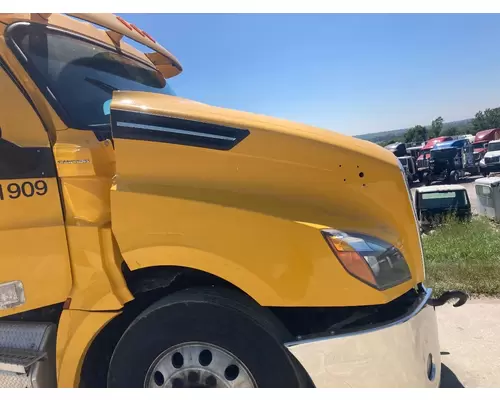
left=111, top=187, right=415, bottom=307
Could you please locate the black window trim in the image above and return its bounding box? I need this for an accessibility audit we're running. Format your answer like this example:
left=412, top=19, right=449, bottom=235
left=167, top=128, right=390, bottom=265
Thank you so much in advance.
left=5, top=20, right=165, bottom=133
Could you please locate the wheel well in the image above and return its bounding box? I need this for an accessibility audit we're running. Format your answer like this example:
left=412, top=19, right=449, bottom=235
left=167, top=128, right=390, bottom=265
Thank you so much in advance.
left=121, top=263, right=245, bottom=297
left=79, top=264, right=248, bottom=387
left=82, top=264, right=367, bottom=387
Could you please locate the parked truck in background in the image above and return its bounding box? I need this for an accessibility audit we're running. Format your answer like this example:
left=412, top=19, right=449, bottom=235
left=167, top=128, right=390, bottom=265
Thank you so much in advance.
left=397, top=156, right=419, bottom=186
left=456, top=134, right=474, bottom=144
left=416, top=136, right=453, bottom=182
left=0, top=13, right=467, bottom=389
left=479, top=139, right=500, bottom=176
left=384, top=143, right=419, bottom=185
left=473, top=128, right=500, bottom=164
left=384, top=142, right=407, bottom=157
left=424, top=139, right=476, bottom=185
left=414, top=185, right=471, bottom=232
left=406, top=145, right=423, bottom=160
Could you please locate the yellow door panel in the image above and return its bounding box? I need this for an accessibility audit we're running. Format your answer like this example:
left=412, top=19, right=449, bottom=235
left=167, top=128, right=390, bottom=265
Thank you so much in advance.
left=0, top=64, right=72, bottom=317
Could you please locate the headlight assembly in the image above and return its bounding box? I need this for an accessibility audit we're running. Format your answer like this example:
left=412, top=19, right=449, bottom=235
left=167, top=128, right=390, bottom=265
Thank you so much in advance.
left=322, top=229, right=412, bottom=290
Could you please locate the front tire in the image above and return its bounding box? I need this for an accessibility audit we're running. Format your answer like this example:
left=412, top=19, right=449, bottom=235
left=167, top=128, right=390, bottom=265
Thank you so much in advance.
left=107, top=288, right=306, bottom=388
left=450, top=171, right=459, bottom=184
left=423, top=172, right=431, bottom=186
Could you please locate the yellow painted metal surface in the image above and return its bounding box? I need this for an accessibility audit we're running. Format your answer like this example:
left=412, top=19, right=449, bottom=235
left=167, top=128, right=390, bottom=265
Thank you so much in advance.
left=0, top=13, right=182, bottom=79
left=54, top=129, right=133, bottom=310
left=64, top=225, right=133, bottom=310
left=110, top=91, right=423, bottom=307
left=66, top=13, right=182, bottom=78
left=56, top=309, right=119, bottom=388
left=0, top=63, right=72, bottom=318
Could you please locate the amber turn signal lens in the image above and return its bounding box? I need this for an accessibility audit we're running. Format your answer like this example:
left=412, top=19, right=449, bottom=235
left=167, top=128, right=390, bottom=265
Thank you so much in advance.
left=335, top=251, right=378, bottom=286
left=324, top=234, right=377, bottom=287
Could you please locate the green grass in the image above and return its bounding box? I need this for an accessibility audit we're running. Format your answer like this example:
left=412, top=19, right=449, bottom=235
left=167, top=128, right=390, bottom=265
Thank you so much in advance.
left=423, top=216, right=500, bottom=297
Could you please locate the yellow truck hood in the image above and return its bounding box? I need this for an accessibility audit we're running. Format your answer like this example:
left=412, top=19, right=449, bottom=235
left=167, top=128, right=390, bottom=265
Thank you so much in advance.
left=109, top=91, right=424, bottom=306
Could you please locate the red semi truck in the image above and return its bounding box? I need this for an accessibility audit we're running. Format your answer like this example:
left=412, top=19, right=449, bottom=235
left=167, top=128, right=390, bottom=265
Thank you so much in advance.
left=473, top=129, right=500, bottom=163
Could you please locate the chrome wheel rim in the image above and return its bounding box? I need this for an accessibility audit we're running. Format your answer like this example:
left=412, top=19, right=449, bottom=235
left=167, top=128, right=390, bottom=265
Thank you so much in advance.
left=145, top=341, right=256, bottom=388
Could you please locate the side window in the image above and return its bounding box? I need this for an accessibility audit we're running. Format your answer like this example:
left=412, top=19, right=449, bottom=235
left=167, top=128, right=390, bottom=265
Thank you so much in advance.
left=0, top=65, right=49, bottom=147
left=476, top=185, right=491, bottom=198
left=0, top=64, right=55, bottom=180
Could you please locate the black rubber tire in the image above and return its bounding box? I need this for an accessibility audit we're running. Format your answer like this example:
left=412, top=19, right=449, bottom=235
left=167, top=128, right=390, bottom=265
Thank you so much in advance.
left=450, top=171, right=458, bottom=184
left=107, top=288, right=306, bottom=388
left=423, top=172, right=431, bottom=186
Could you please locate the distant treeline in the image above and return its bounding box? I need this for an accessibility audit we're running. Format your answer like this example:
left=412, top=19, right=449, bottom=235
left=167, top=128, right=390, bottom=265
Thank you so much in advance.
left=356, top=106, right=500, bottom=146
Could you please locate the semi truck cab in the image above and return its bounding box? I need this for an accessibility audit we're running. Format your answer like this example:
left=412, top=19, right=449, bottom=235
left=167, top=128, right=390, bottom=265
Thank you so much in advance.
left=480, top=139, right=500, bottom=176
left=474, top=129, right=500, bottom=164
left=416, top=136, right=453, bottom=181
left=0, top=13, right=466, bottom=388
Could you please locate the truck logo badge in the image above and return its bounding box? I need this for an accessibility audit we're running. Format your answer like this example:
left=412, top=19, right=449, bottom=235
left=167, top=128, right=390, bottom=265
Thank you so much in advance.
left=57, top=159, right=90, bottom=164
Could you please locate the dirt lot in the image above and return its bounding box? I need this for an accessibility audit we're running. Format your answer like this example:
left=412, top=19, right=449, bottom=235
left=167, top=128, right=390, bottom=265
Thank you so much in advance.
left=438, top=299, right=500, bottom=388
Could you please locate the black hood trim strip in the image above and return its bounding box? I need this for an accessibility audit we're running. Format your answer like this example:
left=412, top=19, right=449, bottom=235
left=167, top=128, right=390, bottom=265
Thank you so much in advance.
left=111, top=109, right=250, bottom=151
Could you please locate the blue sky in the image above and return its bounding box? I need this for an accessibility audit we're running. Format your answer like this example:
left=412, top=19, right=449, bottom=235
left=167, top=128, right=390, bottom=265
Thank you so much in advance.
left=121, top=13, right=500, bottom=136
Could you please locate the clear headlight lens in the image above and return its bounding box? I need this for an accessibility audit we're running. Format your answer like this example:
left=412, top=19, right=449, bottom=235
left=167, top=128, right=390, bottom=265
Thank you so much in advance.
left=322, top=229, right=412, bottom=290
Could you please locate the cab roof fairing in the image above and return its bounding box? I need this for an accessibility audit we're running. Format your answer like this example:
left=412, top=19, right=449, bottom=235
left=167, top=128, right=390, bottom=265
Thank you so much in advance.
left=0, top=13, right=183, bottom=79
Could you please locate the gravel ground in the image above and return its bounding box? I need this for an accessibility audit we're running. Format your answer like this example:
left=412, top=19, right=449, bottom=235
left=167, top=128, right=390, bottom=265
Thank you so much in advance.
left=437, top=299, right=500, bottom=388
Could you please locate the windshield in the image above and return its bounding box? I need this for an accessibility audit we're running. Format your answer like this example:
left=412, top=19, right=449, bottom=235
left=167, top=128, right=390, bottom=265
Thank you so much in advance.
left=420, top=150, right=430, bottom=158
left=473, top=142, right=487, bottom=150
left=488, top=142, right=500, bottom=152
left=419, top=191, right=468, bottom=209
left=8, top=23, right=175, bottom=129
